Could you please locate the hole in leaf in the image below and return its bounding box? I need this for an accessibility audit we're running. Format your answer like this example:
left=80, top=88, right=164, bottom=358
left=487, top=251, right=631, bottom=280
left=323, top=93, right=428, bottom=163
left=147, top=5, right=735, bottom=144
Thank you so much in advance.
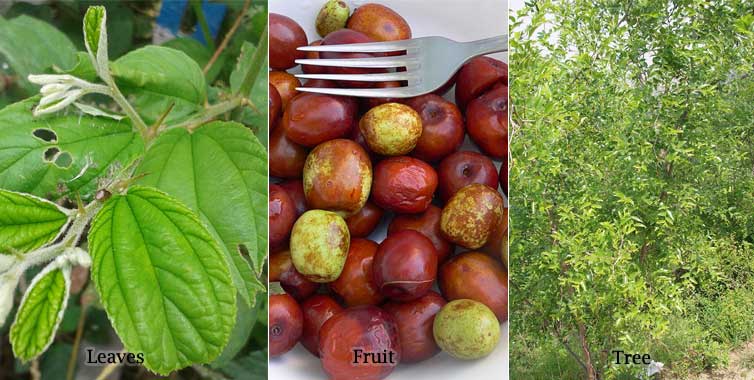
left=43, top=147, right=60, bottom=162
left=237, top=244, right=250, bottom=259
left=32, top=128, right=58, bottom=143
left=53, top=152, right=73, bottom=168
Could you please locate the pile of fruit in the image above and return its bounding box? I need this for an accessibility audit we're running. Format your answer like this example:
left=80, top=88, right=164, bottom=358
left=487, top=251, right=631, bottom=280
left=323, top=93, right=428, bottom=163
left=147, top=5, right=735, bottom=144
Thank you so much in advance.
left=269, top=1, right=508, bottom=379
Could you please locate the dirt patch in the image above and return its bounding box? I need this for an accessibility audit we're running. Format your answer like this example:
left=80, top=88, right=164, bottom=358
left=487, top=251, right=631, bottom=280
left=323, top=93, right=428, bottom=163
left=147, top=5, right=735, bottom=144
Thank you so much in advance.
left=683, top=341, right=754, bottom=380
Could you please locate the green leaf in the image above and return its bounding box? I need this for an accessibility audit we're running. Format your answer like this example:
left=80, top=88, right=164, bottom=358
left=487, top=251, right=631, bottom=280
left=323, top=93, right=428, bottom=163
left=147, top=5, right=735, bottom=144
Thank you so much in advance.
left=221, top=349, right=267, bottom=380
left=88, top=186, right=236, bottom=374
left=161, top=37, right=225, bottom=83
left=83, top=6, right=106, bottom=58
left=0, top=97, right=144, bottom=200
left=0, top=189, right=70, bottom=255
left=55, top=52, right=97, bottom=82
left=10, top=265, right=70, bottom=361
left=211, top=298, right=260, bottom=368
left=231, top=41, right=268, bottom=143
left=0, top=15, right=77, bottom=93
left=229, top=39, right=266, bottom=97
left=136, top=122, right=267, bottom=305
left=112, top=46, right=208, bottom=125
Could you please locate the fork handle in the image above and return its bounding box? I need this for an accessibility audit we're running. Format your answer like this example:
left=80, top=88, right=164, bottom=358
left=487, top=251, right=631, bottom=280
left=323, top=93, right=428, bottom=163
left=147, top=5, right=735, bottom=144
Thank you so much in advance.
left=465, top=35, right=508, bottom=58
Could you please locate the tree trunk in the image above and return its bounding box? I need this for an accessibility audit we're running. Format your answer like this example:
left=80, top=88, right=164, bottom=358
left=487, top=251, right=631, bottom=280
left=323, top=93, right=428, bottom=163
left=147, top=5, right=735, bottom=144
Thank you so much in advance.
left=579, top=323, right=598, bottom=380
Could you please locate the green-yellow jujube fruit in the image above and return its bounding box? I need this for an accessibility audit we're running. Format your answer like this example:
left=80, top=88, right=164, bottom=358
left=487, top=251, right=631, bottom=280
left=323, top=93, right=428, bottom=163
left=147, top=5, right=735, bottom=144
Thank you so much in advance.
left=290, top=210, right=350, bottom=283
left=433, top=299, right=500, bottom=360
left=359, top=102, right=423, bottom=156
left=316, top=0, right=350, bottom=38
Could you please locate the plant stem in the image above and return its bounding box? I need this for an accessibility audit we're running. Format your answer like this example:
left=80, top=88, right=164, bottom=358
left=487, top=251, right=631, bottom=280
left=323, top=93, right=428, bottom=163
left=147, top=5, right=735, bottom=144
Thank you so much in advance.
left=236, top=24, right=268, bottom=97
left=204, top=0, right=252, bottom=75
left=66, top=303, right=89, bottom=380
left=166, top=97, right=242, bottom=132
left=106, top=80, right=149, bottom=139
left=30, top=359, right=40, bottom=380
left=95, top=361, right=119, bottom=380
left=191, top=0, right=216, bottom=51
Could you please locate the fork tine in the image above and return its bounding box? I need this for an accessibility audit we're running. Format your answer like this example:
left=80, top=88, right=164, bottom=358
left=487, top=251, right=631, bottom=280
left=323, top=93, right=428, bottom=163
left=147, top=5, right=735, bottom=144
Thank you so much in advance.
left=297, top=39, right=417, bottom=53
left=295, top=55, right=418, bottom=69
left=296, top=85, right=419, bottom=98
left=294, top=72, right=417, bottom=82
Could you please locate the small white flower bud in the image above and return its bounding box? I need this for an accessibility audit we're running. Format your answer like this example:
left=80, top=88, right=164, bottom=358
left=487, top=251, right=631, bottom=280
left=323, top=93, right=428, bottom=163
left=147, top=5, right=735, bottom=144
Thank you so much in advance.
left=34, top=89, right=85, bottom=116
left=40, top=83, right=72, bottom=96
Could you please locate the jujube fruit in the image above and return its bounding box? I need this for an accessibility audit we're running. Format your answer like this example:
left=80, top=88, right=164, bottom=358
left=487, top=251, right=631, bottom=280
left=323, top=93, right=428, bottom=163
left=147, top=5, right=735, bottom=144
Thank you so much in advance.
left=383, top=291, right=446, bottom=363
left=303, top=139, right=372, bottom=217
left=454, top=56, right=507, bottom=111
left=388, top=205, right=453, bottom=263
left=270, top=294, right=304, bottom=357
left=329, top=238, right=385, bottom=306
left=270, top=250, right=319, bottom=301
left=440, top=183, right=504, bottom=249
left=316, top=0, right=350, bottom=37
left=405, top=94, right=465, bottom=162
left=372, top=156, right=438, bottom=214
left=319, top=306, right=401, bottom=379
left=466, top=84, right=508, bottom=159
left=433, top=299, right=500, bottom=360
left=270, top=13, right=307, bottom=70
left=270, top=127, right=309, bottom=178
left=282, top=92, right=356, bottom=147
left=290, top=210, right=350, bottom=283
left=347, top=3, right=412, bottom=42
left=269, top=184, right=296, bottom=251
left=345, top=201, right=383, bottom=238
left=373, top=230, right=438, bottom=301
left=438, top=150, right=499, bottom=201
left=301, top=295, right=344, bottom=356
left=439, top=251, right=508, bottom=322
left=269, top=70, right=301, bottom=110
left=359, top=102, right=422, bottom=156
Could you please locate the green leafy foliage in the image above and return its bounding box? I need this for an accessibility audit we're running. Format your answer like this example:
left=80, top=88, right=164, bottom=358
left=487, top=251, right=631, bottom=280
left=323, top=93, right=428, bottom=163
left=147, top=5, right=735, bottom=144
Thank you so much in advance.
left=511, top=0, right=754, bottom=378
left=56, top=52, right=98, bottom=82
left=0, top=3, right=268, bottom=377
left=162, top=37, right=225, bottom=83
left=231, top=41, right=268, bottom=144
left=112, top=46, right=208, bottom=125
left=211, top=298, right=262, bottom=368
left=0, top=97, right=144, bottom=199
left=135, top=121, right=267, bottom=305
left=220, top=349, right=267, bottom=380
left=0, top=15, right=77, bottom=93
left=88, top=186, right=237, bottom=375
left=0, top=189, right=69, bottom=254
left=10, top=266, right=70, bottom=361
left=230, top=41, right=265, bottom=97
left=83, top=6, right=105, bottom=57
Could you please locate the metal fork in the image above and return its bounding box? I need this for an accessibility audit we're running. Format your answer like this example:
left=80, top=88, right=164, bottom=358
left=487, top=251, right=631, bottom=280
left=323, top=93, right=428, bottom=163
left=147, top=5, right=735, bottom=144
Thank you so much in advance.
left=293, top=35, right=507, bottom=98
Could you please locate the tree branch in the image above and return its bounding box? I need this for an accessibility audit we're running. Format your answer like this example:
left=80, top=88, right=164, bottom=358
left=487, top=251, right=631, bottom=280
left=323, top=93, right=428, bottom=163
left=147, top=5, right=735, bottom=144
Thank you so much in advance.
left=204, top=0, right=252, bottom=75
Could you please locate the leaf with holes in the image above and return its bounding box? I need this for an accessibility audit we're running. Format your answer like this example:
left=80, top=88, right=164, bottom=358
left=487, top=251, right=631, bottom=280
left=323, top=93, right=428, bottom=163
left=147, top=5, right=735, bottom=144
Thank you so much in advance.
left=0, top=189, right=70, bottom=255
left=0, top=97, right=144, bottom=200
left=10, top=264, right=70, bottom=361
left=135, top=122, right=267, bottom=306
left=88, top=186, right=236, bottom=374
left=110, top=46, right=208, bottom=125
